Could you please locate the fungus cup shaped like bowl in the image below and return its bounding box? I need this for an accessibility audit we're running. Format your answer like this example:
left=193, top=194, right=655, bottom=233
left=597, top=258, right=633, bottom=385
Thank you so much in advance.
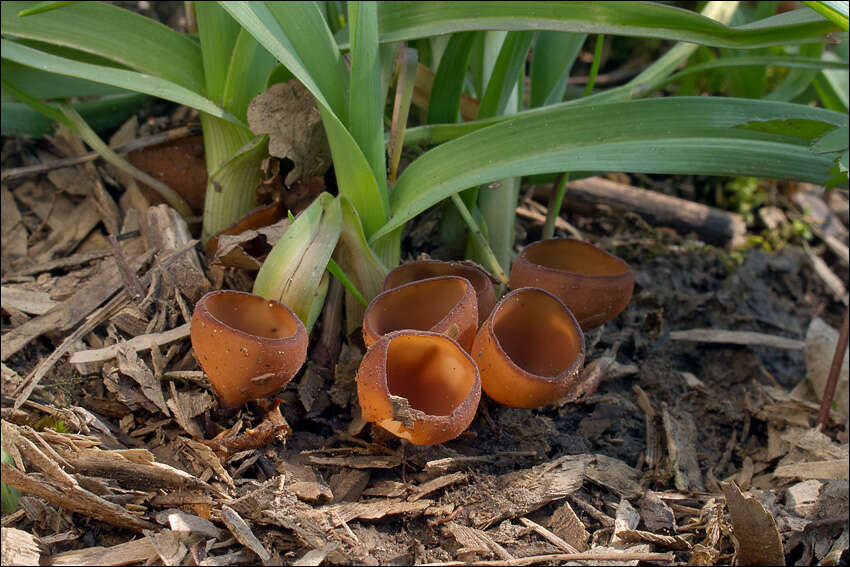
left=191, top=290, right=308, bottom=410
left=356, top=330, right=482, bottom=445
left=472, top=287, right=586, bottom=408
left=363, top=276, right=478, bottom=351
left=383, top=260, right=497, bottom=324
left=509, top=238, right=634, bottom=330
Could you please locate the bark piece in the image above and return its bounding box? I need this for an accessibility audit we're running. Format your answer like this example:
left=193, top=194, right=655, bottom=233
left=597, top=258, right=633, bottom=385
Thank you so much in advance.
left=408, top=472, right=467, bottom=502
left=116, top=346, right=170, bottom=416
left=1, top=286, right=57, bottom=315
left=548, top=501, right=589, bottom=552
left=461, top=455, right=588, bottom=529
left=1, top=527, right=40, bottom=566
left=1, top=462, right=154, bottom=532
left=159, top=509, right=222, bottom=539
left=329, top=468, right=371, bottom=502
left=221, top=505, right=272, bottom=564
left=1, top=184, right=28, bottom=260
left=662, top=405, right=705, bottom=492
left=145, top=529, right=188, bottom=566
left=806, top=317, right=850, bottom=419
left=721, top=481, right=785, bottom=566
left=140, top=204, right=210, bottom=302
left=773, top=459, right=849, bottom=480
left=47, top=537, right=158, bottom=566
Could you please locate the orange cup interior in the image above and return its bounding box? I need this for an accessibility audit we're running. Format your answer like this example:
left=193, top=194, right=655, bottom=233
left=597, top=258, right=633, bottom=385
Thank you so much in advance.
left=383, top=260, right=497, bottom=324
left=509, top=238, right=634, bottom=330
left=357, top=330, right=481, bottom=445
left=363, top=276, right=478, bottom=351
left=191, top=290, right=307, bottom=410
left=472, top=287, right=585, bottom=408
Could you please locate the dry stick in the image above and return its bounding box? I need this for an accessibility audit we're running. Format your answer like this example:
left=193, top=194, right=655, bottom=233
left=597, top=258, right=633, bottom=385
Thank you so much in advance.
left=818, top=306, right=850, bottom=430
left=0, top=124, right=202, bottom=182
left=420, top=551, right=674, bottom=566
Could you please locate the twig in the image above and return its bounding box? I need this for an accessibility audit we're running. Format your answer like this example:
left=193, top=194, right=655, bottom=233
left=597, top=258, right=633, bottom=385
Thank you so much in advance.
left=818, top=306, right=850, bottom=430
left=69, top=323, right=190, bottom=364
left=0, top=124, right=201, bottom=182
left=419, top=551, right=674, bottom=566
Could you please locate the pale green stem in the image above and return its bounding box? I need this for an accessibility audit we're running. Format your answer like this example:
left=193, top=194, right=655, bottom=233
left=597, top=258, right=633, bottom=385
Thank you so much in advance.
left=542, top=172, right=570, bottom=240
left=584, top=34, right=605, bottom=97
left=451, top=193, right=508, bottom=284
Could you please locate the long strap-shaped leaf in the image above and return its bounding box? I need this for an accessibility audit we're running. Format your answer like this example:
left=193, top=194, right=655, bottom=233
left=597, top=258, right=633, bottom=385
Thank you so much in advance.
left=337, top=2, right=838, bottom=49
left=370, top=97, right=846, bottom=243
left=2, top=1, right=205, bottom=94
left=220, top=1, right=388, bottom=238
left=1, top=39, right=238, bottom=124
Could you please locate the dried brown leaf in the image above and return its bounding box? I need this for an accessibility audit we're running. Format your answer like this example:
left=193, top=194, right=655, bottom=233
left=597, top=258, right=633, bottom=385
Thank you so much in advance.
left=247, top=81, right=331, bottom=186
left=721, top=481, right=785, bottom=566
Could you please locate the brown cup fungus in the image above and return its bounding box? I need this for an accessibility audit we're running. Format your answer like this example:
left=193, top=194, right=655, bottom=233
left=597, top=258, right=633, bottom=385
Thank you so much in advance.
left=357, top=330, right=481, bottom=445
left=509, top=238, right=634, bottom=330
left=363, top=276, right=478, bottom=351
left=191, top=290, right=308, bottom=410
left=472, top=287, right=586, bottom=408
left=383, top=260, right=497, bottom=324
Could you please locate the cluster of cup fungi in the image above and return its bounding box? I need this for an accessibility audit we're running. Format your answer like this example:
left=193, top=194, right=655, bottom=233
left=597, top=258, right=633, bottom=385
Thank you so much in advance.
left=191, top=238, right=634, bottom=446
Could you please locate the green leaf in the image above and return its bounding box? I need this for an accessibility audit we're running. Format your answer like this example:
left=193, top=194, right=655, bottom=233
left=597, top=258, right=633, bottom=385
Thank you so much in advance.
left=370, top=97, right=845, bottom=242
left=196, top=2, right=241, bottom=103
left=388, top=45, right=419, bottom=183
left=814, top=50, right=850, bottom=112
left=348, top=1, right=387, bottom=194
left=338, top=2, right=839, bottom=49
left=1, top=93, right=148, bottom=138
left=2, top=1, right=205, bottom=94
left=530, top=31, right=586, bottom=107
left=766, top=42, right=824, bottom=101
left=478, top=31, right=534, bottom=118
left=253, top=193, right=342, bottom=326
left=221, top=1, right=388, bottom=239
left=1, top=39, right=238, bottom=124
left=17, top=1, right=73, bottom=16
left=802, top=1, right=849, bottom=32
left=1, top=59, right=128, bottom=101
left=733, top=117, right=839, bottom=138
left=811, top=125, right=849, bottom=153
left=222, top=28, right=278, bottom=121
left=427, top=31, right=478, bottom=124
left=335, top=196, right=388, bottom=334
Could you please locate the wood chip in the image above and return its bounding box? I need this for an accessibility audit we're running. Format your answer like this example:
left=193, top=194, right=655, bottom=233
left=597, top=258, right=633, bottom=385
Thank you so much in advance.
left=773, top=459, right=849, bottom=480
left=304, top=454, right=402, bottom=469
left=805, top=244, right=849, bottom=304
left=328, top=498, right=433, bottom=525
left=145, top=529, right=188, bottom=566
left=166, top=381, right=205, bottom=438
left=292, top=543, right=339, bottom=566
left=116, top=346, right=170, bottom=416
left=1, top=527, right=41, bottom=566
left=548, top=501, right=589, bottom=551
left=1, top=462, right=155, bottom=532
left=519, top=516, right=580, bottom=553
left=721, top=481, right=785, bottom=566
left=159, top=509, right=222, bottom=539
left=669, top=329, right=804, bottom=349
left=1, top=286, right=57, bottom=315
left=463, top=455, right=588, bottom=529
left=69, top=323, right=190, bottom=364
left=182, top=438, right=235, bottom=488
left=47, top=535, right=158, bottom=566
left=447, top=521, right=514, bottom=560
left=662, top=404, right=705, bottom=492
left=221, top=505, right=271, bottom=563
left=418, top=550, right=675, bottom=566
left=584, top=454, right=642, bottom=499
left=409, top=472, right=467, bottom=502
